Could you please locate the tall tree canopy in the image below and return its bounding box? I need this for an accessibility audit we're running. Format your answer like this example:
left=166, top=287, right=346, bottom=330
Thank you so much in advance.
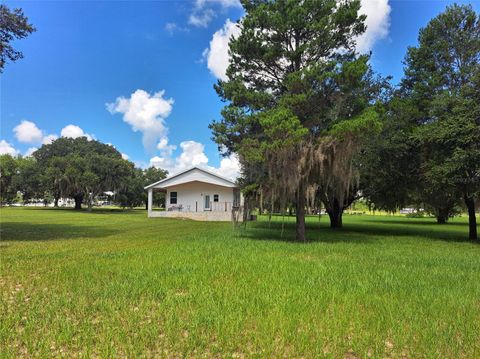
left=210, top=0, right=384, bottom=240
left=401, top=4, right=480, bottom=240
left=0, top=4, right=36, bottom=72
left=34, top=137, right=133, bottom=210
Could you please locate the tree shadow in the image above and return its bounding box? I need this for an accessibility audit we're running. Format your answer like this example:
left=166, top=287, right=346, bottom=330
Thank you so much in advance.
left=236, top=221, right=374, bottom=244
left=13, top=207, right=145, bottom=215
left=240, top=217, right=472, bottom=243
left=365, top=218, right=469, bottom=227
left=0, top=222, right=120, bottom=242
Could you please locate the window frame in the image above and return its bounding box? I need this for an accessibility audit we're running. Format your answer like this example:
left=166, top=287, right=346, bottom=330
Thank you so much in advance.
left=170, top=191, right=177, bottom=205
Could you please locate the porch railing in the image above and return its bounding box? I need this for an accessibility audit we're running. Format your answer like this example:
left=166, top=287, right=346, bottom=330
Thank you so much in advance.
left=167, top=201, right=240, bottom=212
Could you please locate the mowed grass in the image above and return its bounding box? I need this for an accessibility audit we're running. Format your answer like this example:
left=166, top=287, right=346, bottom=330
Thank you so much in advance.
left=1, top=208, right=479, bottom=358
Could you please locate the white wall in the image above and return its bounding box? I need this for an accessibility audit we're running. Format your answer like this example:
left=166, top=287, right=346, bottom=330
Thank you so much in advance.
left=165, top=182, right=235, bottom=212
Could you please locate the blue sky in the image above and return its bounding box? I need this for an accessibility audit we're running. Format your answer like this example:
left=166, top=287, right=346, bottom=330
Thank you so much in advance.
left=1, top=0, right=479, bottom=177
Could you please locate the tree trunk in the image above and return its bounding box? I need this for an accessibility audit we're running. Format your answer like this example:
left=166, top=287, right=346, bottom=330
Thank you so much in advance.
left=54, top=197, right=59, bottom=207
left=327, top=197, right=343, bottom=228
left=436, top=214, right=447, bottom=224
left=464, top=195, right=477, bottom=241
left=295, top=186, right=306, bottom=242
left=74, top=194, right=83, bottom=210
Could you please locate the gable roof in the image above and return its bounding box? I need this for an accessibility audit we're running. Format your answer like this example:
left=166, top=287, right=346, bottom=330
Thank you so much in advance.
left=144, top=166, right=238, bottom=190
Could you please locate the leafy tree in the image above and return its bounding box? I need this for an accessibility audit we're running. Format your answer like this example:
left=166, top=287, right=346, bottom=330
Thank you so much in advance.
left=12, top=156, right=43, bottom=204
left=142, top=167, right=168, bottom=208
left=210, top=0, right=384, bottom=239
left=360, top=96, right=462, bottom=224
left=116, top=166, right=168, bottom=209
left=0, top=4, right=36, bottom=72
left=116, top=168, right=145, bottom=209
left=0, top=154, right=20, bottom=204
left=401, top=4, right=480, bottom=240
left=34, top=137, right=133, bottom=210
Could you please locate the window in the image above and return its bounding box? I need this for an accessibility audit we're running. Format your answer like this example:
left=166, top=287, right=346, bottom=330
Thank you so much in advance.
left=170, top=191, right=177, bottom=204
left=213, top=194, right=219, bottom=202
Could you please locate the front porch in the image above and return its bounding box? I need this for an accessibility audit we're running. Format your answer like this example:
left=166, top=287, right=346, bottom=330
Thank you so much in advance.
left=147, top=188, right=242, bottom=221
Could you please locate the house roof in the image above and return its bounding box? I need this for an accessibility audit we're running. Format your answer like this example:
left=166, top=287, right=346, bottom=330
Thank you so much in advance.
left=144, top=166, right=238, bottom=190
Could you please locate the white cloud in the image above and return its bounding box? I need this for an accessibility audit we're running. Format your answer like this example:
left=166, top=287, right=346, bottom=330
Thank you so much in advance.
left=356, top=0, right=391, bottom=53
left=212, top=153, right=240, bottom=180
left=157, top=138, right=177, bottom=156
left=24, top=147, right=38, bottom=157
left=13, top=120, right=44, bottom=144
left=13, top=120, right=58, bottom=145
left=42, top=134, right=58, bottom=145
left=150, top=140, right=240, bottom=180
left=60, top=124, right=93, bottom=140
left=203, top=19, right=241, bottom=80
left=149, top=156, right=174, bottom=171
left=176, top=141, right=209, bottom=170
left=121, top=153, right=130, bottom=160
left=0, top=140, right=19, bottom=156
left=106, top=89, right=174, bottom=152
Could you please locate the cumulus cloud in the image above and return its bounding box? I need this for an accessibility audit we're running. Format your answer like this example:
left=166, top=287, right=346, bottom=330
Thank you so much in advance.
left=13, top=120, right=44, bottom=144
left=121, top=153, right=130, bottom=160
left=202, top=19, right=240, bottom=80
left=42, top=134, right=58, bottom=145
left=176, top=141, right=209, bottom=170
left=356, top=0, right=391, bottom=53
left=106, top=89, right=174, bottom=152
left=0, top=140, right=19, bottom=156
left=212, top=153, right=240, bottom=180
left=24, top=147, right=38, bottom=157
left=13, top=120, right=59, bottom=145
left=60, top=124, right=93, bottom=140
left=157, top=138, right=177, bottom=156
left=149, top=140, right=240, bottom=180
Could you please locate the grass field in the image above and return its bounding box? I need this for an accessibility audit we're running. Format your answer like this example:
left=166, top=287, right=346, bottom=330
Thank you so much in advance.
left=1, top=207, right=479, bottom=358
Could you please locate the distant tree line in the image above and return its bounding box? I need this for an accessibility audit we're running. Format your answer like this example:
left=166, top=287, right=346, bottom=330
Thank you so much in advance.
left=210, top=2, right=479, bottom=241
left=0, top=137, right=167, bottom=210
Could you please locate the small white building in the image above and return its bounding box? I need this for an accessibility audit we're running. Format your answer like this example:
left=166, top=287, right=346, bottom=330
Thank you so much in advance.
left=145, top=166, right=242, bottom=221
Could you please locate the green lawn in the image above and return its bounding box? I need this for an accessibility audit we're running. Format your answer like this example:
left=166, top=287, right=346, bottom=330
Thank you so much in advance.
left=1, top=208, right=479, bottom=358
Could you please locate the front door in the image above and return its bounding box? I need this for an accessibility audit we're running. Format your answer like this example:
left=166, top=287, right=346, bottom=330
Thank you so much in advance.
left=204, top=195, right=211, bottom=210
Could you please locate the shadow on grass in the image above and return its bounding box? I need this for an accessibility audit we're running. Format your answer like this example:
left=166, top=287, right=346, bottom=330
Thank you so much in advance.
left=0, top=222, right=120, bottom=242
left=365, top=218, right=468, bottom=227
left=11, top=207, right=145, bottom=215
left=240, top=218, right=472, bottom=243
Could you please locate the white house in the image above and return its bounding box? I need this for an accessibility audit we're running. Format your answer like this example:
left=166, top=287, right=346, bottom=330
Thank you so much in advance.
left=145, top=166, right=242, bottom=221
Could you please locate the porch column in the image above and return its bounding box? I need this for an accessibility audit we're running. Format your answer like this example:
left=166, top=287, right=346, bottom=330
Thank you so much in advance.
left=147, top=188, right=153, bottom=217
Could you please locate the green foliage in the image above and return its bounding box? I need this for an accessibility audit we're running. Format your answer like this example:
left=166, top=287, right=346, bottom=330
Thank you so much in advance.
left=210, top=0, right=387, bottom=237
left=0, top=154, right=20, bottom=204
left=34, top=137, right=135, bottom=209
left=362, top=4, right=479, bottom=236
left=116, top=167, right=168, bottom=208
left=0, top=4, right=36, bottom=72
left=328, top=107, right=381, bottom=139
